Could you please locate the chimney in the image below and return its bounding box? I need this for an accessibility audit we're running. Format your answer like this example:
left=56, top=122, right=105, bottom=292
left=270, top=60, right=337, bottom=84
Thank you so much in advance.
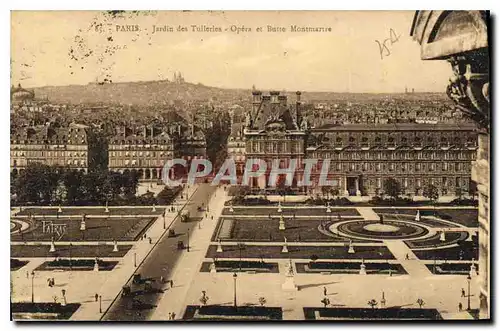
left=270, top=91, right=279, bottom=104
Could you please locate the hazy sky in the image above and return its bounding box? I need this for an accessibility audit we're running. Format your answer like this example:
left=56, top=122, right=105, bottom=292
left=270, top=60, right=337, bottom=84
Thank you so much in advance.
left=11, top=11, right=451, bottom=92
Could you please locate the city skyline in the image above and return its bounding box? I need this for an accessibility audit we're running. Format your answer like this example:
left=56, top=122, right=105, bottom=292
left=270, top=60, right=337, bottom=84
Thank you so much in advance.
left=11, top=11, right=451, bottom=93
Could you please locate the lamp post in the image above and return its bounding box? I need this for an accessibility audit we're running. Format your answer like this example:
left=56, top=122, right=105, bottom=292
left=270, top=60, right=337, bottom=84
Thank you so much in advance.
left=233, top=273, right=237, bottom=308
left=433, top=244, right=437, bottom=273
left=134, top=253, right=137, bottom=267
left=31, top=271, right=35, bottom=303
left=237, top=243, right=245, bottom=272
left=99, top=295, right=102, bottom=313
left=467, top=274, right=471, bottom=311
left=187, top=228, right=190, bottom=252
left=69, top=243, right=72, bottom=270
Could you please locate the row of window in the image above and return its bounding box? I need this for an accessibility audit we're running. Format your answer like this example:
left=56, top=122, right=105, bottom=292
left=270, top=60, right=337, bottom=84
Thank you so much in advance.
left=12, top=159, right=86, bottom=166
left=109, top=151, right=173, bottom=157
left=11, top=151, right=87, bottom=157
left=313, top=133, right=477, bottom=146
left=315, top=162, right=471, bottom=173
left=310, top=151, right=476, bottom=160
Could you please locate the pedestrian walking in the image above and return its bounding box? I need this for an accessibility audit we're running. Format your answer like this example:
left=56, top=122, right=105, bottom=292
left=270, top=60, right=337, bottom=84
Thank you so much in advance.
left=405, top=253, right=409, bottom=260
left=160, top=276, right=165, bottom=283
left=323, top=287, right=327, bottom=296
left=171, top=312, right=176, bottom=320
left=170, top=280, right=174, bottom=288
left=168, top=312, right=172, bottom=320
left=95, top=293, right=99, bottom=302
left=52, top=278, right=55, bottom=286
left=26, top=271, right=29, bottom=279
left=458, top=302, right=463, bottom=311
left=148, top=237, right=152, bottom=244
left=461, top=288, right=466, bottom=297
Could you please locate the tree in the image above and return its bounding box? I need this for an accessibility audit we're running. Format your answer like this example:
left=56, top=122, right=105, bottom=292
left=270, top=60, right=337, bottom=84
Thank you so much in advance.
left=416, top=298, right=425, bottom=308
left=321, top=186, right=331, bottom=200
left=423, top=184, right=439, bottom=202
left=330, top=187, right=340, bottom=198
left=258, top=297, right=267, bottom=306
left=367, top=299, right=378, bottom=309
left=383, top=177, right=401, bottom=199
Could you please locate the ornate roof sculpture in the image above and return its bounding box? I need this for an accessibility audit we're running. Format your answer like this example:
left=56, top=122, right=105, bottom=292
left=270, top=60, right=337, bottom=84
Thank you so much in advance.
left=410, top=11, right=490, bottom=132
left=247, top=91, right=302, bottom=131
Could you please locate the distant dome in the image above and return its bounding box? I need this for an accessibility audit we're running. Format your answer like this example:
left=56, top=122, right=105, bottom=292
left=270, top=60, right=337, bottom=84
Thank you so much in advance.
left=11, top=84, right=35, bottom=102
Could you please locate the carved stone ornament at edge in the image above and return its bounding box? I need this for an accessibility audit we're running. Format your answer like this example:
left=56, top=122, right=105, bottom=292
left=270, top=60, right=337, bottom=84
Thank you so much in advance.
left=446, top=52, right=490, bottom=132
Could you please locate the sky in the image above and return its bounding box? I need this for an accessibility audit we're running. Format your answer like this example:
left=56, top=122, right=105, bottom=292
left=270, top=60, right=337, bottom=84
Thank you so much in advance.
left=11, top=11, right=452, bottom=93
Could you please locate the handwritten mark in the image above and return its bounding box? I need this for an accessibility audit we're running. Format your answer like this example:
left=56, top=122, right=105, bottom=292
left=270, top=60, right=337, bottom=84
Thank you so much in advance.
left=375, top=28, right=401, bottom=60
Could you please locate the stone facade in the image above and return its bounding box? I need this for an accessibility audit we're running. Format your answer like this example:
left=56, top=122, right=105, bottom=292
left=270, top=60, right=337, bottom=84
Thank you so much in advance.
left=10, top=123, right=89, bottom=173
left=108, top=124, right=206, bottom=181
left=234, top=90, right=478, bottom=196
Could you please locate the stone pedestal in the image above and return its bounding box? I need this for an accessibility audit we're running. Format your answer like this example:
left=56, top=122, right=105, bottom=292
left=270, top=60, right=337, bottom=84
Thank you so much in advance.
left=216, top=242, right=223, bottom=253
left=93, top=260, right=100, bottom=272
left=359, top=262, right=367, bottom=275
left=356, top=190, right=362, bottom=197
left=49, top=241, right=56, bottom=252
left=466, top=232, right=473, bottom=242
left=105, top=206, right=109, bottom=213
left=58, top=206, right=62, bottom=213
left=209, top=262, right=217, bottom=273
left=113, top=241, right=119, bottom=252
left=152, top=205, right=156, bottom=212
left=279, top=218, right=286, bottom=230
left=348, top=244, right=355, bottom=254
left=277, top=202, right=282, bottom=213
left=415, top=210, right=421, bottom=221
left=229, top=206, right=234, bottom=213
left=80, top=220, right=86, bottom=231
left=281, top=244, right=288, bottom=253
left=470, top=263, right=478, bottom=277
left=440, top=231, right=446, bottom=242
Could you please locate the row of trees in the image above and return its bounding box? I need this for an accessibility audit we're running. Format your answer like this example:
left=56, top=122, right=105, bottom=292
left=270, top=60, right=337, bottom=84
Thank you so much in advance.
left=11, top=163, right=141, bottom=205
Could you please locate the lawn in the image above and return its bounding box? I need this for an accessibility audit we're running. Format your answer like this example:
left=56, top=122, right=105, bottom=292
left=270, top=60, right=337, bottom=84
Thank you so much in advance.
left=11, top=303, right=81, bottom=320
left=215, top=218, right=373, bottom=243
left=375, top=208, right=478, bottom=227
left=206, top=244, right=394, bottom=260
left=183, top=305, right=283, bottom=320
left=11, top=244, right=132, bottom=258
left=425, top=262, right=479, bottom=275
left=16, top=206, right=166, bottom=216
left=303, top=308, right=442, bottom=320
left=10, top=258, right=29, bottom=271
left=35, top=259, right=119, bottom=271
left=199, top=261, right=279, bottom=273
left=295, top=262, right=407, bottom=275
left=221, top=207, right=360, bottom=217
left=405, top=232, right=468, bottom=249
left=11, top=217, right=156, bottom=242
left=411, top=241, right=478, bottom=261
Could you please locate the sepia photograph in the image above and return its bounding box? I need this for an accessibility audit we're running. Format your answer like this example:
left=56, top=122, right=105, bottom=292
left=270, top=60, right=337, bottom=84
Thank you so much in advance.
left=9, top=9, right=490, bottom=322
